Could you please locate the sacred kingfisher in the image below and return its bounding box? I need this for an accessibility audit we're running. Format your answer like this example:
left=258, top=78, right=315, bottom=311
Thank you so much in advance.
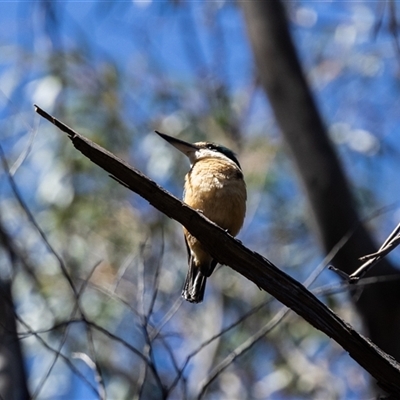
left=156, top=131, right=247, bottom=303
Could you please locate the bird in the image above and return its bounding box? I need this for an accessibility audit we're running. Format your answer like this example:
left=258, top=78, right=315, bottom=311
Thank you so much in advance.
left=155, top=131, right=247, bottom=303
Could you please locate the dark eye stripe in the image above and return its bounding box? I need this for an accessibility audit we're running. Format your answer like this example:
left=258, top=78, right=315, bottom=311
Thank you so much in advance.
left=206, top=143, right=241, bottom=169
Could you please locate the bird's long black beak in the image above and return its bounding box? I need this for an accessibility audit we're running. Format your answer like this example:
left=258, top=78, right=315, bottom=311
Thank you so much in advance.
left=155, top=131, right=199, bottom=156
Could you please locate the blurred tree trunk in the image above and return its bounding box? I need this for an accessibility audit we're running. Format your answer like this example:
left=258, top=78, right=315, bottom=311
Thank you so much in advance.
left=0, top=280, right=30, bottom=399
left=241, top=0, right=400, bottom=363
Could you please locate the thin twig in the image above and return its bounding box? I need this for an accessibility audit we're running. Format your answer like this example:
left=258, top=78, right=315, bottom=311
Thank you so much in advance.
left=32, top=315, right=166, bottom=391
left=313, top=274, right=400, bottom=298
left=79, top=262, right=107, bottom=400
left=0, top=89, right=38, bottom=176
left=168, top=298, right=272, bottom=395
left=349, top=222, right=400, bottom=282
left=150, top=297, right=183, bottom=341
left=15, top=315, right=100, bottom=397
left=72, top=352, right=106, bottom=400
left=147, top=229, right=164, bottom=320
left=0, top=145, right=77, bottom=296
left=197, top=306, right=289, bottom=399
left=359, top=222, right=400, bottom=261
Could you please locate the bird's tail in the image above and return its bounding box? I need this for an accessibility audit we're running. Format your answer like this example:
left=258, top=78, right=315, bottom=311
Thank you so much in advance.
left=182, top=258, right=208, bottom=303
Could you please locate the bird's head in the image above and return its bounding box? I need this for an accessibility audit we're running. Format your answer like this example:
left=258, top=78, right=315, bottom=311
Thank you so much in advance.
left=155, top=131, right=241, bottom=169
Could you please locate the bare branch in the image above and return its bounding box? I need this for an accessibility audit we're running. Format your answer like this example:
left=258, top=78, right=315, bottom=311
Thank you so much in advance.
left=0, top=145, right=77, bottom=297
left=168, top=298, right=271, bottom=395
left=361, top=222, right=400, bottom=261
left=348, top=222, right=400, bottom=282
left=15, top=316, right=100, bottom=398
left=198, top=306, right=290, bottom=399
left=34, top=105, right=400, bottom=395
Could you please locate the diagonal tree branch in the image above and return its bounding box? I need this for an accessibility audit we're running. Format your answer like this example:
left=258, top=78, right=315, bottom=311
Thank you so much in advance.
left=34, top=104, right=400, bottom=396
left=240, top=0, right=400, bottom=368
